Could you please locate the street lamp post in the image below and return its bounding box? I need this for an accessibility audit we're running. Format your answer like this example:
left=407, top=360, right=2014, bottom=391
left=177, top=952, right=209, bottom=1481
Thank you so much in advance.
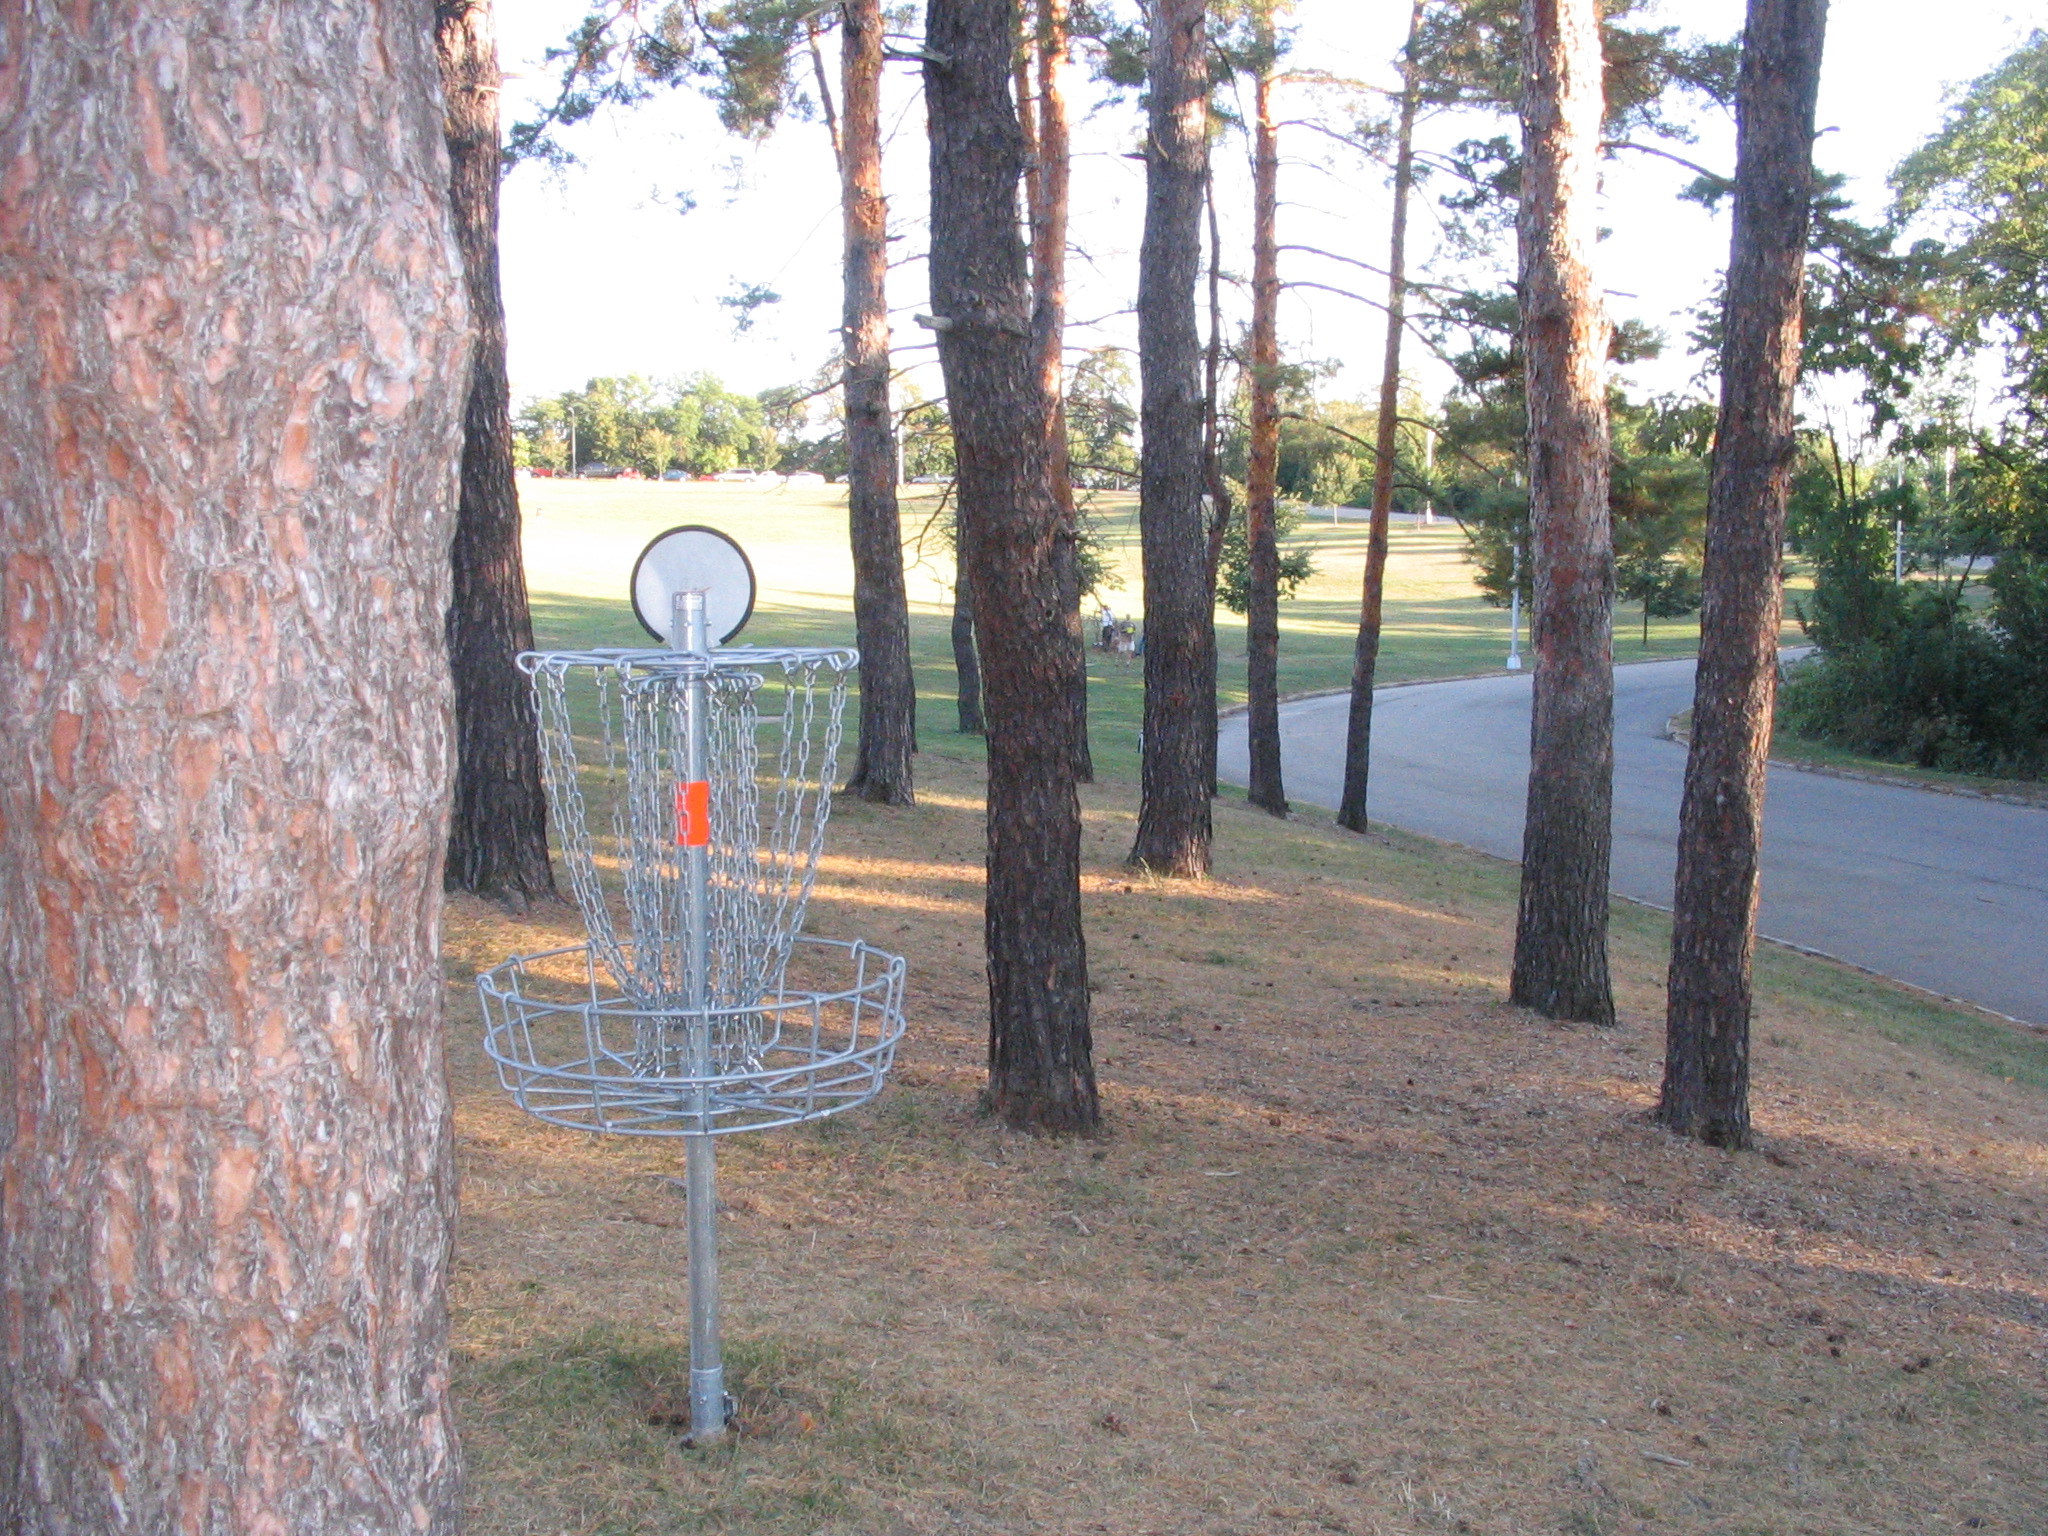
left=1507, top=540, right=1524, bottom=671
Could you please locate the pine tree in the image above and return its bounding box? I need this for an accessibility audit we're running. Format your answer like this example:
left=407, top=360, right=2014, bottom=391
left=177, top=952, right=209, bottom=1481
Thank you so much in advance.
left=925, top=0, right=1098, bottom=1132
left=438, top=0, right=558, bottom=905
left=1661, top=0, right=1831, bottom=1148
left=1336, top=0, right=1427, bottom=833
left=1509, top=0, right=1618, bottom=1026
left=1243, top=18, right=1289, bottom=818
left=837, top=0, right=920, bottom=804
left=0, top=6, right=468, bottom=1525
left=1131, top=0, right=1217, bottom=877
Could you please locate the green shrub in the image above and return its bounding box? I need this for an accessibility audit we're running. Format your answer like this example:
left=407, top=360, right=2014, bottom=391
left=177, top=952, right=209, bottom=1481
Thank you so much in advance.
left=1779, top=591, right=2047, bottom=777
left=1216, top=494, right=1318, bottom=616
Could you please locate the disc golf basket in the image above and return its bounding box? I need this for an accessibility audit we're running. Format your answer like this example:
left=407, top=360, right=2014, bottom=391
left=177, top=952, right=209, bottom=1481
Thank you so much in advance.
left=476, top=526, right=907, bottom=1444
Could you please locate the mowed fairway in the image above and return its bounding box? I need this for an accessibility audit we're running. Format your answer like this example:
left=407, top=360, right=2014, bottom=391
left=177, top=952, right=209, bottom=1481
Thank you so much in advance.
left=518, top=479, right=1765, bottom=780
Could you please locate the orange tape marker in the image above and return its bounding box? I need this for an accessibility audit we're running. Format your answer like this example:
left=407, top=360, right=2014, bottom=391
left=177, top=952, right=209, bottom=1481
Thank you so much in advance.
left=675, top=780, right=711, bottom=847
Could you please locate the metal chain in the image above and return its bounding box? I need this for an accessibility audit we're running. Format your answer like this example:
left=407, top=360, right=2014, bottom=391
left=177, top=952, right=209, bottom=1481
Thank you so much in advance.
left=526, top=647, right=855, bottom=1076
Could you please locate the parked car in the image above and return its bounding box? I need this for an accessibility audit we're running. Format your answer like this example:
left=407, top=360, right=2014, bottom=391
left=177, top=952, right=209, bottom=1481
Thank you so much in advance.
left=783, top=471, right=826, bottom=487
left=580, top=462, right=624, bottom=479
left=661, top=469, right=687, bottom=481
left=711, top=468, right=757, bottom=483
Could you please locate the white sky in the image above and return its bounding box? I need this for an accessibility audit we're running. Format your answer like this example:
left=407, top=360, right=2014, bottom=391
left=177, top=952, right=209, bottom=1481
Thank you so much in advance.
left=494, top=1, right=2039, bottom=418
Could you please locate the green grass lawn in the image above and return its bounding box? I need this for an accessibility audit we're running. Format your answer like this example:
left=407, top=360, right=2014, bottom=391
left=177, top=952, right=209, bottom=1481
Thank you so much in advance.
left=520, top=479, right=1802, bottom=783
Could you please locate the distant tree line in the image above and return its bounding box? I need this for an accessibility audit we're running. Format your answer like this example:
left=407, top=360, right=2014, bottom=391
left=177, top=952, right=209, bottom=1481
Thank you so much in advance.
left=515, top=354, right=1147, bottom=489
left=514, top=374, right=782, bottom=475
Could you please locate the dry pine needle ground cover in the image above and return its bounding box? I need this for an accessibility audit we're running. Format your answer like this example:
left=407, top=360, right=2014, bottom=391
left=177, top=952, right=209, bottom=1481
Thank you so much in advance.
left=441, top=748, right=2047, bottom=1536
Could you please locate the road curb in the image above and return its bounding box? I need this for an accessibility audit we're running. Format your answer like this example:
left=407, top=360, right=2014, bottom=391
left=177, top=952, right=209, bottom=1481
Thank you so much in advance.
left=1339, top=818, right=2047, bottom=1036
left=1217, top=671, right=1499, bottom=722
left=1218, top=652, right=1693, bottom=723
left=1663, top=714, right=2048, bottom=812
left=1613, top=887, right=2048, bottom=1035
left=1227, top=665, right=2046, bottom=1030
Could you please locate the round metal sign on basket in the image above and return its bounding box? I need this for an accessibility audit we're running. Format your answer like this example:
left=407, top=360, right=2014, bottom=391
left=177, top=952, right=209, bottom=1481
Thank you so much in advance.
left=477, top=534, right=904, bottom=1448
left=631, top=524, right=757, bottom=646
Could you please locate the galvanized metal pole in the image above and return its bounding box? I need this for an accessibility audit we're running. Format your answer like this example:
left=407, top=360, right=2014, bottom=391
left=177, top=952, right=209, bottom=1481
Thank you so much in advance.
left=674, top=588, right=726, bottom=1445
left=1507, top=542, right=1524, bottom=671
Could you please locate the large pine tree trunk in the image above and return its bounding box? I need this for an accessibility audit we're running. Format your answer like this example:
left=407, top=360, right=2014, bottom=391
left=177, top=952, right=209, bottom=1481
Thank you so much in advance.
left=1131, top=0, right=1215, bottom=877
left=1510, top=0, right=1616, bottom=1026
left=0, top=6, right=469, bottom=1530
left=841, top=0, right=919, bottom=804
left=1336, top=0, right=1424, bottom=834
left=1029, top=0, right=1094, bottom=783
left=1244, top=63, right=1287, bottom=818
left=925, top=0, right=1097, bottom=1133
left=1660, top=0, right=1829, bottom=1149
left=440, top=0, right=556, bottom=906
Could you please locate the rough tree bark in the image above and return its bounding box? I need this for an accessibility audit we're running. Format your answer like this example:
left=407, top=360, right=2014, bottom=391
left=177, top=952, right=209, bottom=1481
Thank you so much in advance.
left=1244, top=58, right=1288, bottom=818
left=1336, top=0, right=1425, bottom=834
left=840, top=0, right=919, bottom=804
left=1131, top=0, right=1215, bottom=877
left=1024, top=0, right=1094, bottom=783
left=439, top=0, right=557, bottom=905
left=1510, top=0, right=1616, bottom=1026
left=1659, top=0, right=1829, bottom=1149
left=925, top=0, right=1097, bottom=1132
left=0, top=5, right=469, bottom=1530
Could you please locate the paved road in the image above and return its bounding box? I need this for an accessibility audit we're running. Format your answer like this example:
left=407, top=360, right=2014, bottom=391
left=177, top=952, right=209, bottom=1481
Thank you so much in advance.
left=1218, top=658, right=2048, bottom=1025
